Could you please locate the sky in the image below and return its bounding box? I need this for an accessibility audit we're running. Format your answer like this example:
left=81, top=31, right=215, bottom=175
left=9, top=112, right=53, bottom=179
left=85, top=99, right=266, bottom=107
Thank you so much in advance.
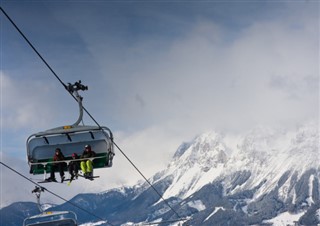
left=0, top=1, right=319, bottom=207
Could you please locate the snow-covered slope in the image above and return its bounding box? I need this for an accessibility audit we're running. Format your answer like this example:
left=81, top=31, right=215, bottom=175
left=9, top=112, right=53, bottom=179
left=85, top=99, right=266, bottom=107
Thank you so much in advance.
left=155, top=131, right=229, bottom=200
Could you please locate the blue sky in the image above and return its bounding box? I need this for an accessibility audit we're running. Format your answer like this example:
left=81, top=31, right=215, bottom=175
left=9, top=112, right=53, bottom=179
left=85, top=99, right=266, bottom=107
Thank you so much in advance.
left=1, top=1, right=319, bottom=206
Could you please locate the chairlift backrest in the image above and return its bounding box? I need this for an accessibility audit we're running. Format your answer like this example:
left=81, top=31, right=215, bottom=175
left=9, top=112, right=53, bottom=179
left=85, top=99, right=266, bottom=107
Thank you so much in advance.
left=23, top=211, right=77, bottom=226
left=25, top=219, right=77, bottom=226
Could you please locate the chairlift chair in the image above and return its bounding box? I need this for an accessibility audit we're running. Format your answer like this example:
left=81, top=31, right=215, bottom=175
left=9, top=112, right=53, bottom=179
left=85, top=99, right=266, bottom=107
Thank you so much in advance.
left=23, top=211, right=78, bottom=226
left=25, top=188, right=78, bottom=226
left=26, top=81, right=114, bottom=175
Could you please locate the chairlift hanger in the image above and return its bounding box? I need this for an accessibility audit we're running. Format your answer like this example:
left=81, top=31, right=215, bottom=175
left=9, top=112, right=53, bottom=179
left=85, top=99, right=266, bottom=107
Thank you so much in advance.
left=23, top=186, right=78, bottom=226
left=26, top=81, right=115, bottom=176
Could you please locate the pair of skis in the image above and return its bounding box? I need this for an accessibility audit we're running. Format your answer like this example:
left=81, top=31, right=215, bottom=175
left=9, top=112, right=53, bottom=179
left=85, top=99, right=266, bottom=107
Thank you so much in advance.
left=35, top=174, right=99, bottom=185
left=67, top=174, right=99, bottom=185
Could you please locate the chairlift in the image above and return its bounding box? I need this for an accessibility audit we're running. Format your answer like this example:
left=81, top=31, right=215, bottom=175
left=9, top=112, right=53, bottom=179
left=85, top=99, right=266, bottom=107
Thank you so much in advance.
left=23, top=211, right=78, bottom=226
left=24, top=187, right=78, bottom=226
left=26, top=81, right=114, bottom=176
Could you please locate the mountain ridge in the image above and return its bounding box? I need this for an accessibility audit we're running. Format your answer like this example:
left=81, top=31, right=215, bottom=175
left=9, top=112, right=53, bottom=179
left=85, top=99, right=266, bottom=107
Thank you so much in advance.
left=150, top=123, right=319, bottom=202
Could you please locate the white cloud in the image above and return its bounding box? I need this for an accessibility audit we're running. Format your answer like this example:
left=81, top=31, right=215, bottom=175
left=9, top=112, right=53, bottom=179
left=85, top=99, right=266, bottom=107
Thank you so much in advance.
left=0, top=153, right=36, bottom=207
left=111, top=124, right=191, bottom=183
left=1, top=72, right=61, bottom=130
left=102, top=14, right=318, bottom=134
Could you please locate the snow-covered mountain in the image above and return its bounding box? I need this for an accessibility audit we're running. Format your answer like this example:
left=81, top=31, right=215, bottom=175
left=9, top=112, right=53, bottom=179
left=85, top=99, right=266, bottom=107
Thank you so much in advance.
left=155, top=123, right=319, bottom=204
left=138, top=122, right=319, bottom=225
left=1, top=123, right=319, bottom=225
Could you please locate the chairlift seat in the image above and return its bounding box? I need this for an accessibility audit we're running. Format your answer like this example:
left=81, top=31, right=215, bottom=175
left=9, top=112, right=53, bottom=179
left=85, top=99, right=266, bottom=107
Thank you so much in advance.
left=30, top=153, right=110, bottom=175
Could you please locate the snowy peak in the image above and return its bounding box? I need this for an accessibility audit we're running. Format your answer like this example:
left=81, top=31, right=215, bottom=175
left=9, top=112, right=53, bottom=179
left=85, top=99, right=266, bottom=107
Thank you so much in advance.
left=232, top=122, right=319, bottom=170
left=171, top=131, right=228, bottom=169
left=286, top=123, right=319, bottom=174
left=289, top=122, right=319, bottom=156
left=155, top=132, right=230, bottom=199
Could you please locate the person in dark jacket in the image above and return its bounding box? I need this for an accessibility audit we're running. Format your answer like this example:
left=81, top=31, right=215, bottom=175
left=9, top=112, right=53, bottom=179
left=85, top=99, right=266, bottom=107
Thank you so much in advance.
left=48, top=148, right=65, bottom=182
left=68, top=153, right=79, bottom=181
left=80, top=144, right=96, bottom=178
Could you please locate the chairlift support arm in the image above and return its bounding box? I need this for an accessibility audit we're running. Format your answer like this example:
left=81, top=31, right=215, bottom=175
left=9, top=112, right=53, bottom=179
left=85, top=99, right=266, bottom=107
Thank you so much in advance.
left=66, top=80, right=88, bottom=126
left=32, top=186, right=45, bottom=213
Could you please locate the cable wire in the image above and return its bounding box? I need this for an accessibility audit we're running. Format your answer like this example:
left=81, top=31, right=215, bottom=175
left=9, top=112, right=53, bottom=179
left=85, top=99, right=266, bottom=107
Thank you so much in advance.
left=0, top=161, right=114, bottom=226
left=1, top=6, right=187, bottom=224
left=0, top=7, right=67, bottom=90
left=113, top=141, right=184, bottom=220
left=0, top=6, right=103, bottom=130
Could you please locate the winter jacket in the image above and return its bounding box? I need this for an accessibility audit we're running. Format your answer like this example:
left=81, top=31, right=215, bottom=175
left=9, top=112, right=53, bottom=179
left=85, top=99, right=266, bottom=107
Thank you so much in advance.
left=81, top=150, right=96, bottom=159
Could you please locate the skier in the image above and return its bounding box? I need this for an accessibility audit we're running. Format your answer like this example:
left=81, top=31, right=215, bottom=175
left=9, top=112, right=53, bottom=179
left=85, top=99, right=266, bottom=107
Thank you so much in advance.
left=48, top=148, right=66, bottom=182
left=68, top=153, right=80, bottom=181
left=80, top=144, right=96, bottom=178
